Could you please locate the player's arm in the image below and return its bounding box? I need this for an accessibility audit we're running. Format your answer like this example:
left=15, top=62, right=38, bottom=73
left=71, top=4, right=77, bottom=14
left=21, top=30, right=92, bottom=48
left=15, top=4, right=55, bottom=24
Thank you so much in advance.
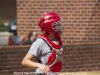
left=22, top=53, right=50, bottom=73
left=22, top=53, right=40, bottom=68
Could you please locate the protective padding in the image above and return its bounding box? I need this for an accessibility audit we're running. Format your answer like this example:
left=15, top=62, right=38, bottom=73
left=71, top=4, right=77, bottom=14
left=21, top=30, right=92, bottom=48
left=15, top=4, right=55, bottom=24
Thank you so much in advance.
left=48, top=50, right=62, bottom=72
left=50, top=61, right=62, bottom=72
left=48, top=51, right=56, bottom=65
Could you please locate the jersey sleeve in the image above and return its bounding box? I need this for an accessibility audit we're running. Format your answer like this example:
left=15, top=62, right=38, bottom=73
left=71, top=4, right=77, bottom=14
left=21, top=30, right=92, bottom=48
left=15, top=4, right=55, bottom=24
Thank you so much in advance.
left=28, top=39, right=43, bottom=57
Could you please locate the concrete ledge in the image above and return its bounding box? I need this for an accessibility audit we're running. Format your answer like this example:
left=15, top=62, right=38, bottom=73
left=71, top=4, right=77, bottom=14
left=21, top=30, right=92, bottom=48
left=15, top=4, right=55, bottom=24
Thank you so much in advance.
left=0, top=32, right=12, bottom=46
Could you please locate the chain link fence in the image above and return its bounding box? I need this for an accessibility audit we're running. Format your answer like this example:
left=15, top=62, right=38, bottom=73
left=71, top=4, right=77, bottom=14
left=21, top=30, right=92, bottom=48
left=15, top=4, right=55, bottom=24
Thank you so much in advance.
left=0, top=0, right=16, bottom=46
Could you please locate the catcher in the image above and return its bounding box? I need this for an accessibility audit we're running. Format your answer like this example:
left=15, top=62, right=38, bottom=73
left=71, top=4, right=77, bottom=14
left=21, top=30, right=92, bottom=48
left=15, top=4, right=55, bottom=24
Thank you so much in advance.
left=22, top=12, right=64, bottom=75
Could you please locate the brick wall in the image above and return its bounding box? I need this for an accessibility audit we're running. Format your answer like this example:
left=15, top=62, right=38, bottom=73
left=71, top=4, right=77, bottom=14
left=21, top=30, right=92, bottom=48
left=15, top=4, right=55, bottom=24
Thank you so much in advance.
left=16, top=0, right=100, bottom=44
left=62, top=42, right=100, bottom=72
left=0, top=45, right=34, bottom=75
left=0, top=43, right=100, bottom=75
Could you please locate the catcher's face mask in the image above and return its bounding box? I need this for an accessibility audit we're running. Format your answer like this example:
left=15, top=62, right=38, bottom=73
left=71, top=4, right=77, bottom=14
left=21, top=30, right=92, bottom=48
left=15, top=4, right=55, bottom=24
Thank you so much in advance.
left=52, top=20, right=64, bottom=37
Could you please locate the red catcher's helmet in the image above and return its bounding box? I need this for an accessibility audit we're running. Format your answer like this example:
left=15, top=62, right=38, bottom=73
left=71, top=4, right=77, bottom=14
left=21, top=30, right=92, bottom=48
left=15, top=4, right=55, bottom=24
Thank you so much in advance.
left=38, top=12, right=64, bottom=38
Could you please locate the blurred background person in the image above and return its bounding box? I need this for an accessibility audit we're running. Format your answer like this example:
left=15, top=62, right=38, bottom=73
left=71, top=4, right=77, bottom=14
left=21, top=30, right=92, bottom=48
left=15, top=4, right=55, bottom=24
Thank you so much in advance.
left=8, top=19, right=26, bottom=45
left=23, top=30, right=38, bottom=45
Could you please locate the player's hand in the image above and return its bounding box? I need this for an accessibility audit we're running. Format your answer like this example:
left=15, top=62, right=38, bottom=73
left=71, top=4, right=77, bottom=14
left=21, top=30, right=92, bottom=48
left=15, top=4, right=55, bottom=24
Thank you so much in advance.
left=38, top=63, right=51, bottom=74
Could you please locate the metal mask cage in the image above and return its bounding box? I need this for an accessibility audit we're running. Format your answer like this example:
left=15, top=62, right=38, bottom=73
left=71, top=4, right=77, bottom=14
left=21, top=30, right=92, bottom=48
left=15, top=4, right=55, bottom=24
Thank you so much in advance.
left=52, top=21, right=64, bottom=36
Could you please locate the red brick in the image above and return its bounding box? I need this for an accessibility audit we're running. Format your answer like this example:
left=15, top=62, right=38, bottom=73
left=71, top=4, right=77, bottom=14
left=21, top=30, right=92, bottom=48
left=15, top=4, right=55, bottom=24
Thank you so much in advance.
left=16, top=0, right=100, bottom=44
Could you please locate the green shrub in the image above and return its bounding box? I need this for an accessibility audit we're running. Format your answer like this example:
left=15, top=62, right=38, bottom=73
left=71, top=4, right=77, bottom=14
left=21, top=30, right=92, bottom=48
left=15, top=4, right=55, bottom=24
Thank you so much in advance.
left=0, top=17, right=8, bottom=31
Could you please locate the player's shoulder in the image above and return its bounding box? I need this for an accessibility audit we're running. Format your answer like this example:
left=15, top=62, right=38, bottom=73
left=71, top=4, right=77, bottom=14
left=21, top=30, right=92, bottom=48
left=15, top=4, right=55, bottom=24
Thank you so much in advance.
left=36, top=38, right=45, bottom=42
left=34, top=38, right=45, bottom=45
